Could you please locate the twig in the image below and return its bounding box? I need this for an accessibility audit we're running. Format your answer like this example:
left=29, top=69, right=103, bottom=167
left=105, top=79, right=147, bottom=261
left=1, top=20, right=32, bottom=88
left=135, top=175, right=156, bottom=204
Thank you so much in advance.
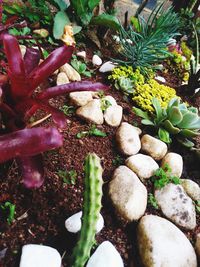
left=27, top=114, right=52, bottom=128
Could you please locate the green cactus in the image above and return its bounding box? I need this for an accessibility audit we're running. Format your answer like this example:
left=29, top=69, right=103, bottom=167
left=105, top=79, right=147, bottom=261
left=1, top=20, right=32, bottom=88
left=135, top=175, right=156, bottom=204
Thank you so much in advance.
left=71, top=153, right=103, bottom=267
left=134, top=97, right=200, bottom=147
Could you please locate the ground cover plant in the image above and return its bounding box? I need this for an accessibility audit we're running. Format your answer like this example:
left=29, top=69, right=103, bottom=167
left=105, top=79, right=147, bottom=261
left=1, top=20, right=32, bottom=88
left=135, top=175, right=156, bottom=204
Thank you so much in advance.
left=0, top=1, right=200, bottom=267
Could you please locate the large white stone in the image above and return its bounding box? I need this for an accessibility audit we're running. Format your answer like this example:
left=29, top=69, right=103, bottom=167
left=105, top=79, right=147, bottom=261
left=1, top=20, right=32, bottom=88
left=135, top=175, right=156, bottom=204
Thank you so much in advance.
left=141, top=134, right=168, bottom=160
left=56, top=72, right=69, bottom=85
left=161, top=153, right=183, bottom=178
left=126, top=154, right=159, bottom=180
left=116, top=122, right=141, bottom=155
left=104, top=105, right=123, bottom=127
left=109, top=166, right=147, bottom=221
left=92, top=55, right=102, bottom=66
left=65, top=211, right=104, bottom=233
left=99, top=61, right=116, bottom=72
left=137, top=215, right=197, bottom=267
left=181, top=179, right=200, bottom=201
left=155, top=183, right=196, bottom=230
left=76, top=99, right=104, bottom=124
left=86, top=241, right=124, bottom=267
left=19, top=244, right=62, bottom=267
left=60, top=63, right=81, bottom=81
left=69, top=91, right=94, bottom=106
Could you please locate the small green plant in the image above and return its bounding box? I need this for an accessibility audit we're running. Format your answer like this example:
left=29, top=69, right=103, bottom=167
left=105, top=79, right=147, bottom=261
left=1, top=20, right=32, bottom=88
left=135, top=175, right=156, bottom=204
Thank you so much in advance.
left=71, top=153, right=103, bottom=267
left=76, top=125, right=107, bottom=139
left=57, top=169, right=77, bottom=185
left=0, top=201, right=16, bottom=225
left=148, top=193, right=159, bottom=209
left=60, top=105, right=76, bottom=116
left=112, top=155, right=123, bottom=166
left=151, top=164, right=180, bottom=189
left=114, top=4, right=180, bottom=75
left=133, top=97, right=200, bottom=147
left=100, top=98, right=112, bottom=111
left=71, top=56, right=92, bottom=77
left=195, top=200, right=200, bottom=213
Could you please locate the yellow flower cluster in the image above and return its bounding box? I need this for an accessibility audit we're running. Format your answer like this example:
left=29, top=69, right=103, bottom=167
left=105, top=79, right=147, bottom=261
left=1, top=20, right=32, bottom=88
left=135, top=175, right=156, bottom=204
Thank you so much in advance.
left=132, top=79, right=177, bottom=112
left=180, top=41, right=193, bottom=61
left=108, top=66, right=145, bottom=85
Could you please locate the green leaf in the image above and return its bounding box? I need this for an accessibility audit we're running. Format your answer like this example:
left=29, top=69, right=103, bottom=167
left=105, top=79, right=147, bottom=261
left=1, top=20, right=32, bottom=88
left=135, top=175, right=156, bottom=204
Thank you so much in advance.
left=177, top=112, right=199, bottom=129
left=148, top=193, right=159, bottom=209
left=141, top=119, right=155, bottom=126
left=53, top=11, right=70, bottom=39
left=158, top=128, right=171, bottom=143
left=72, top=25, right=82, bottom=35
left=177, top=137, right=195, bottom=148
left=152, top=98, right=163, bottom=122
left=133, top=107, right=151, bottom=120
left=88, top=0, right=100, bottom=11
left=83, top=71, right=92, bottom=77
left=168, top=106, right=183, bottom=125
left=163, top=120, right=180, bottom=134
left=91, top=13, right=121, bottom=30
left=180, top=129, right=199, bottom=138
left=53, top=0, right=69, bottom=10
left=89, top=126, right=107, bottom=137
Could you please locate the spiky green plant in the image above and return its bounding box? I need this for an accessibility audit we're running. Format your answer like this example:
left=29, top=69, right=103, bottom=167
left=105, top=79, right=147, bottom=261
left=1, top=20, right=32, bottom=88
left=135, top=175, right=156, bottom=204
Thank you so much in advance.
left=71, top=153, right=103, bottom=267
left=114, top=4, right=180, bottom=75
left=133, top=97, right=200, bottom=147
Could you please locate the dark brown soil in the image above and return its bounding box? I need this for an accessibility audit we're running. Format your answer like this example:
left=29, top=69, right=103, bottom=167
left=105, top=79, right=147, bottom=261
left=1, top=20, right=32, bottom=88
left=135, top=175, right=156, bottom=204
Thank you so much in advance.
left=0, top=73, right=199, bottom=267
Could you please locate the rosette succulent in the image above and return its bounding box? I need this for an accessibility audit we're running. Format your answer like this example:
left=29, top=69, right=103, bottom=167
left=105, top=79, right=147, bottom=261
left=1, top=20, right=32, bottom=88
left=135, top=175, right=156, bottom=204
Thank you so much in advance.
left=134, top=97, right=200, bottom=147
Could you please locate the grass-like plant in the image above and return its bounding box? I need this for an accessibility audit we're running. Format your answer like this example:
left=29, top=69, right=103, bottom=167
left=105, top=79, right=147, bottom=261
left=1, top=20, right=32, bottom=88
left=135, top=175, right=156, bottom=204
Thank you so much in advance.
left=114, top=4, right=180, bottom=75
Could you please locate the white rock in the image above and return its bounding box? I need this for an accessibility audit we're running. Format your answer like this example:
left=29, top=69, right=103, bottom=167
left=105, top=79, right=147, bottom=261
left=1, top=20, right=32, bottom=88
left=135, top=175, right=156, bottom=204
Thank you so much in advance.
left=65, top=211, right=104, bottom=233
left=116, top=122, right=141, bottom=155
left=195, top=233, right=200, bottom=259
left=161, top=152, right=183, bottom=178
left=99, top=61, right=116, bottom=73
left=155, top=183, right=196, bottom=230
left=104, top=105, right=123, bottom=127
left=56, top=72, right=69, bottom=85
left=92, top=55, right=102, bottom=66
left=69, top=91, right=94, bottom=106
left=60, top=63, right=81, bottom=81
left=155, top=76, right=166, bottom=83
left=137, top=215, right=197, bottom=267
left=76, top=51, right=86, bottom=59
left=181, top=179, right=200, bottom=201
left=104, top=95, right=117, bottom=106
left=86, top=241, right=124, bottom=267
left=76, top=99, right=104, bottom=124
left=141, top=134, right=168, bottom=160
left=20, top=45, right=26, bottom=58
left=19, top=244, right=62, bottom=267
left=126, top=154, right=159, bottom=180
left=109, top=166, right=147, bottom=221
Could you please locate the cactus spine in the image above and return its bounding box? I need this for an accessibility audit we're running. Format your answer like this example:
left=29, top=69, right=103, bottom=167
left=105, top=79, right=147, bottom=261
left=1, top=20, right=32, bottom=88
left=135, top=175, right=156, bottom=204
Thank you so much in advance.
left=71, top=153, right=103, bottom=267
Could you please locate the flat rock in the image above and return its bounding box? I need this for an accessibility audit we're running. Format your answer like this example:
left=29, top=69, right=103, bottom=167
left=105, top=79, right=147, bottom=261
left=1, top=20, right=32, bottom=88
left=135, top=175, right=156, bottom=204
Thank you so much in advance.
left=65, top=211, right=104, bottom=233
left=137, top=215, right=197, bottom=267
left=116, top=122, right=141, bottom=155
left=86, top=241, right=124, bottom=267
left=19, top=45, right=26, bottom=58
left=161, top=153, right=183, bottom=178
left=109, top=166, right=147, bottom=221
left=77, top=51, right=86, bottom=59
left=181, top=179, right=200, bottom=201
left=126, top=154, right=159, bottom=180
left=92, top=55, right=102, bottom=66
left=60, top=63, right=81, bottom=81
left=155, top=183, right=196, bottom=230
left=69, top=91, right=94, bottom=106
left=141, top=134, right=168, bottom=160
left=104, top=105, right=123, bottom=127
left=56, top=72, right=69, bottom=85
left=99, top=61, right=116, bottom=72
left=19, top=244, right=62, bottom=267
left=155, top=76, right=166, bottom=83
left=76, top=99, right=104, bottom=124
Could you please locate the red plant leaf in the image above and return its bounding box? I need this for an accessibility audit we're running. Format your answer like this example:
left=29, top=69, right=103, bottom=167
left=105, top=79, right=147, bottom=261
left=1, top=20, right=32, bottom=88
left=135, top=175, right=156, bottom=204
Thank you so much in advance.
left=24, top=47, right=41, bottom=74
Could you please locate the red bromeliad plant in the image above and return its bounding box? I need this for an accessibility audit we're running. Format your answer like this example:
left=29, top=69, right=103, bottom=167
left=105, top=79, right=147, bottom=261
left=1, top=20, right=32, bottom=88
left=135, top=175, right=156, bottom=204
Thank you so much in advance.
left=0, top=33, right=108, bottom=188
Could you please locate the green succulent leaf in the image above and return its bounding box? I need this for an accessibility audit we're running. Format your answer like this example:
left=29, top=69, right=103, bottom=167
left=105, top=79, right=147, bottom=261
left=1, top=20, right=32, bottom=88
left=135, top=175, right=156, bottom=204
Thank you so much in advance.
left=180, top=129, right=199, bottom=138
left=167, top=98, right=180, bottom=111
left=133, top=107, right=151, bottom=120
left=163, top=120, right=180, bottom=134
left=152, top=98, right=163, bottom=123
left=177, top=112, right=199, bottom=129
left=158, top=128, right=171, bottom=143
left=177, top=137, right=195, bottom=148
left=168, top=106, right=183, bottom=125
left=53, top=11, right=70, bottom=39
left=141, top=119, right=155, bottom=126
